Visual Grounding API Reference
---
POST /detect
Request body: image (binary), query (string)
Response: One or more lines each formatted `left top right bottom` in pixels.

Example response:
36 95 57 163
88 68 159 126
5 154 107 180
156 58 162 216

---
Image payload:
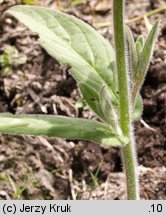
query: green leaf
79 82 103 118
136 35 145 50
136 20 160 81
99 86 119 129
6 6 118 124
79 82 118 123
132 94 143 121
135 35 145 61
132 20 160 102
125 26 138 82
0 45 27 67
0 113 128 146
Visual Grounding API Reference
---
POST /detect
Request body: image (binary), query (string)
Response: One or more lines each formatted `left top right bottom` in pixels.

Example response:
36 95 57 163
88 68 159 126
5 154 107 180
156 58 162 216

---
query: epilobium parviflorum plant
0 0 159 199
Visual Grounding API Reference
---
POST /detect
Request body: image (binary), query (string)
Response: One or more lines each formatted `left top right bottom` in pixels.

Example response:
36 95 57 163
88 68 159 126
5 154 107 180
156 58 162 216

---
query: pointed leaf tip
6 5 118 125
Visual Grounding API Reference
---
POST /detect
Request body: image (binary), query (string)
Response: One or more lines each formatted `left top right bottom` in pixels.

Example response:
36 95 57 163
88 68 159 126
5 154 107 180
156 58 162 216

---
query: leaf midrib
11 6 113 90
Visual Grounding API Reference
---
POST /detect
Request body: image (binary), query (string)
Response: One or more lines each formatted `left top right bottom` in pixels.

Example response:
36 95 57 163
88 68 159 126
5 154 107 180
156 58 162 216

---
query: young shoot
0 0 160 199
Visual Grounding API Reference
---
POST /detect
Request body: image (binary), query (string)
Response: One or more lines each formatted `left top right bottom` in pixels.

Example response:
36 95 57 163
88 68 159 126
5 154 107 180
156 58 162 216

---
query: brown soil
0 0 165 200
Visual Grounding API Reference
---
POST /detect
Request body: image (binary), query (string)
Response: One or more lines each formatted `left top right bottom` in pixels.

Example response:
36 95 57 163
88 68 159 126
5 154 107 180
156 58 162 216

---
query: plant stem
113 0 139 200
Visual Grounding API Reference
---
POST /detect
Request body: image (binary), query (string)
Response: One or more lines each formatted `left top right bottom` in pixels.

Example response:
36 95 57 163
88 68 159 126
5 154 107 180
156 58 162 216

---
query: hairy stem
113 0 139 200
